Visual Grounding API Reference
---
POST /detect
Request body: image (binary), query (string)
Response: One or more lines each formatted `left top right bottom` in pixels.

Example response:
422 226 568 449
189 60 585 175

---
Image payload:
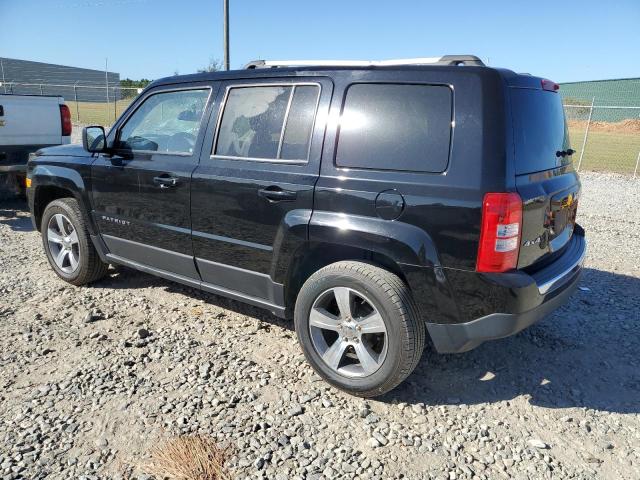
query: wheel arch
33 184 77 230
283 242 410 316
279 212 453 324
31 165 92 233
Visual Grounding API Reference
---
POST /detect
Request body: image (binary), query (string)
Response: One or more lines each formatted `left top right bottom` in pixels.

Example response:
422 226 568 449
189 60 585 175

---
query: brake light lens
541 79 559 92
60 104 72 136
477 192 523 273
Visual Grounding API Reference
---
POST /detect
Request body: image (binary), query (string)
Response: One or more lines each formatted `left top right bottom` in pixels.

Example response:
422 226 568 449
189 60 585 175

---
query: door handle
153 175 179 188
258 186 297 202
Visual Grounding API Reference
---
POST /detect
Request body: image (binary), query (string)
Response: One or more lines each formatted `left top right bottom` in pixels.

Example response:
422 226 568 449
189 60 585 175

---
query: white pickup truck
0 94 71 196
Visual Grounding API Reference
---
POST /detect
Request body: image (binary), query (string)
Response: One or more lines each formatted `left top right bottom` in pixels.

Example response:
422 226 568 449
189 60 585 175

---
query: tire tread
297 260 425 397
42 198 109 286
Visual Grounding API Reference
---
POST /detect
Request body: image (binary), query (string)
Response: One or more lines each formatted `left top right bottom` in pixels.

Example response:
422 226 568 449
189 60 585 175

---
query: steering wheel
167 132 196 153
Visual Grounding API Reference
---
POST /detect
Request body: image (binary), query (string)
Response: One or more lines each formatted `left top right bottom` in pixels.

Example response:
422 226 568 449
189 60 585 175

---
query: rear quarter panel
313 67 509 271
310 67 510 324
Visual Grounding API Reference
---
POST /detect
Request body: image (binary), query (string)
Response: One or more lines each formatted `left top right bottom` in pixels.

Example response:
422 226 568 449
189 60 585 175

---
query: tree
119 78 152 89
198 58 222 73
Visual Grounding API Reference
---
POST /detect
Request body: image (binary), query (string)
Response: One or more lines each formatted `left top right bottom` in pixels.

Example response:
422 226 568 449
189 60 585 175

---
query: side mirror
82 126 107 153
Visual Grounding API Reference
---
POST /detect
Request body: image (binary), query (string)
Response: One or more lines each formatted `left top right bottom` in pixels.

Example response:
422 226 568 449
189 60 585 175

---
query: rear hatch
509 79 581 269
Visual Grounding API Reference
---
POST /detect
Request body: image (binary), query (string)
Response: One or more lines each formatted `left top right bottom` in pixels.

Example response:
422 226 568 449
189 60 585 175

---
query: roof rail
244 55 485 69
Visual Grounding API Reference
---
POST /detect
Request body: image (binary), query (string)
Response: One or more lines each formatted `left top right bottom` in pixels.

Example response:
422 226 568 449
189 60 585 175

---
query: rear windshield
511 88 571 175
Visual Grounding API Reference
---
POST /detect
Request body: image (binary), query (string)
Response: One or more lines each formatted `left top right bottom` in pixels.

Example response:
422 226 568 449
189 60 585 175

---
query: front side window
336 83 452 173
118 89 209 154
214 84 320 161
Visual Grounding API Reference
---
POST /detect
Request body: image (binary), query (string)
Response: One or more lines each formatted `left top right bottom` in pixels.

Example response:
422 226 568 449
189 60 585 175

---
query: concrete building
0 57 120 102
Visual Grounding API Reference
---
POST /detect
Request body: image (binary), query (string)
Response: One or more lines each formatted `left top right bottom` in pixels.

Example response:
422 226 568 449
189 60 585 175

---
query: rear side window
280 86 319 160
336 83 452 172
214 84 320 161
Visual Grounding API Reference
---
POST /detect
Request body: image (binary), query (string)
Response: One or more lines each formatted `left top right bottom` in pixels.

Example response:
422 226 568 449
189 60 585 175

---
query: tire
294 261 425 397
41 197 109 286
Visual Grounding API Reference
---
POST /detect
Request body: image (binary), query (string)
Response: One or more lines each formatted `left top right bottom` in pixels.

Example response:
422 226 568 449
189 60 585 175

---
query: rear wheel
41 198 109 285
294 261 425 397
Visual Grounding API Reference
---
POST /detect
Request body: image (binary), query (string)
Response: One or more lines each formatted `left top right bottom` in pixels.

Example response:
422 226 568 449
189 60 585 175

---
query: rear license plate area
550 192 578 238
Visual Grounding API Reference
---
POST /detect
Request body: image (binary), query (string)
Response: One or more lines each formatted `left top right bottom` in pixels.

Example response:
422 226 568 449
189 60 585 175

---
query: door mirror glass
83 126 106 153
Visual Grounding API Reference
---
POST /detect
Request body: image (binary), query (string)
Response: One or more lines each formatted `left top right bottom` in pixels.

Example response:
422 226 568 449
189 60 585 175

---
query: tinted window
118 89 209 154
511 89 570 174
336 84 452 172
216 86 290 159
215 84 320 161
280 85 319 160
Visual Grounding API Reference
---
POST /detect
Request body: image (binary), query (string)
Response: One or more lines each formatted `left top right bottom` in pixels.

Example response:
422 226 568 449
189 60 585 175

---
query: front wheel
294 261 425 397
41 198 109 286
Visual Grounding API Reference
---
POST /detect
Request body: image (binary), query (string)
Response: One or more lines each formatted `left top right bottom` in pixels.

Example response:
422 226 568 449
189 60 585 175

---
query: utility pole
0 58 6 93
105 58 110 104
223 0 230 70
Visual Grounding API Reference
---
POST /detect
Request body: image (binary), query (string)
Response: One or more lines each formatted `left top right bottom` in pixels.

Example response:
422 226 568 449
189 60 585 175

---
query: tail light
541 79 559 92
477 192 523 273
59 104 72 136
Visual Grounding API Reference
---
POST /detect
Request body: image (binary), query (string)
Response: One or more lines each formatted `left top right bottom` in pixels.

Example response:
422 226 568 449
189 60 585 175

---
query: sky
1 0 639 83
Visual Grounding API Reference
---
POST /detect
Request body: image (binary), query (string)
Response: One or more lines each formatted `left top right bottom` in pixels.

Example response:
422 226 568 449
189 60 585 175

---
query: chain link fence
1 82 141 125
564 103 640 176
561 78 640 177
2 79 639 176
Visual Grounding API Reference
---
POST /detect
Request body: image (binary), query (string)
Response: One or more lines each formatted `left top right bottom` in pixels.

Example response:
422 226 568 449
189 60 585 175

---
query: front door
91 84 215 279
190 77 332 306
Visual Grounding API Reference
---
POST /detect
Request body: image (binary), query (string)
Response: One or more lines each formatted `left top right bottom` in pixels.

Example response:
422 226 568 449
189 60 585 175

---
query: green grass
568 128 640 174
65 99 134 126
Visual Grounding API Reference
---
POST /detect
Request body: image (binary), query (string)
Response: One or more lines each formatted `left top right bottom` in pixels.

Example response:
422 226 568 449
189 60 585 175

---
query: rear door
91 84 214 278
510 83 581 269
190 77 331 305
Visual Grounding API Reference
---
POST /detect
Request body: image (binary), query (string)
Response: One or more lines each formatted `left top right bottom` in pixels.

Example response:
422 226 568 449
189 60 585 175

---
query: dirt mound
567 119 640 134
617 119 640 132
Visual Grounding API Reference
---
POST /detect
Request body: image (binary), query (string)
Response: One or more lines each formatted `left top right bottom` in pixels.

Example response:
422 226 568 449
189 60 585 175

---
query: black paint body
27 64 585 353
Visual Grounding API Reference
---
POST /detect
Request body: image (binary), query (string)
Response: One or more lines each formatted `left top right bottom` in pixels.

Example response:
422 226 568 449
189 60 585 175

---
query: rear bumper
0 144 57 172
0 165 27 173
427 229 586 353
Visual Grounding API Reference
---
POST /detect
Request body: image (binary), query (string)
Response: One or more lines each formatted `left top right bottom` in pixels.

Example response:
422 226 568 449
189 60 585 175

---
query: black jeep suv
27 55 586 397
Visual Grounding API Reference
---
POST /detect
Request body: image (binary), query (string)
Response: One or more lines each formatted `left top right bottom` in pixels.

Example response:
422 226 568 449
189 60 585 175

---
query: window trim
334 81 454 174
114 86 213 157
211 82 321 164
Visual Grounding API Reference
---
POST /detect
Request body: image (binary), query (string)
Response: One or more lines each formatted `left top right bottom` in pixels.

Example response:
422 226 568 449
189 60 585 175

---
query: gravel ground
0 171 639 480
